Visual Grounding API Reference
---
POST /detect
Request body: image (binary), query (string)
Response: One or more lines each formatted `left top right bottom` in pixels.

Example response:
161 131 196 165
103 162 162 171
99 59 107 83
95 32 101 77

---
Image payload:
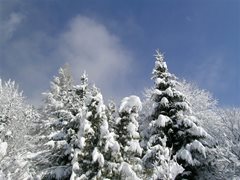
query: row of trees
0 51 239 179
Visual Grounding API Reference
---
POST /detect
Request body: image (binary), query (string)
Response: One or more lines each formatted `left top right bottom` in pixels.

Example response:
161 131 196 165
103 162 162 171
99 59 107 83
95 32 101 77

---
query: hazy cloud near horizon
0 13 137 105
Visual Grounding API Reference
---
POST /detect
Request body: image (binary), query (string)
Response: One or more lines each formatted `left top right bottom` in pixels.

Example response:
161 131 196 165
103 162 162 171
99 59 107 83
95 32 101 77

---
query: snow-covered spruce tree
116 95 143 179
0 79 39 179
143 51 209 179
140 88 184 179
33 65 77 179
71 85 120 179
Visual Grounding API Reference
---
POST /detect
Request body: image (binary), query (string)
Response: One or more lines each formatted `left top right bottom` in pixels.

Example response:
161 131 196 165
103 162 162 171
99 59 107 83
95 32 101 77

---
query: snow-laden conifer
116 95 143 179
33 65 76 179
143 51 209 179
71 85 120 179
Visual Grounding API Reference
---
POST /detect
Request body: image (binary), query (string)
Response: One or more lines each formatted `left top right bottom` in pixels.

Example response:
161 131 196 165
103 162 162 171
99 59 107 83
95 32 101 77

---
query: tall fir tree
143 51 208 179
34 65 77 179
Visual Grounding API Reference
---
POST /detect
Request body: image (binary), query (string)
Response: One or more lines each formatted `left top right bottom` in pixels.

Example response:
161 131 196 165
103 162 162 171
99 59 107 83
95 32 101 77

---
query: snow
45 140 55 148
186 140 206 158
125 140 142 155
155 114 171 127
83 120 94 134
72 162 80 172
0 124 4 132
92 147 104 167
0 140 7 159
180 117 194 127
45 140 68 149
79 134 87 148
5 130 12 137
155 78 165 86
154 52 167 70
25 151 43 159
119 162 141 180
153 156 184 180
153 89 162 96
49 131 66 140
175 102 190 111
119 95 142 113
100 119 109 137
187 124 208 137
0 170 5 180
177 145 204 166
86 111 92 118
104 132 120 153
127 122 140 139
177 149 193 165
51 166 71 180
160 97 169 106
164 87 173 97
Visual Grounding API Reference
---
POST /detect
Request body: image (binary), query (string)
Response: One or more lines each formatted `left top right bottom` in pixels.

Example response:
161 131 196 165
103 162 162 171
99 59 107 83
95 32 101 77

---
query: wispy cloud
0 13 136 105
0 12 24 42
56 16 134 99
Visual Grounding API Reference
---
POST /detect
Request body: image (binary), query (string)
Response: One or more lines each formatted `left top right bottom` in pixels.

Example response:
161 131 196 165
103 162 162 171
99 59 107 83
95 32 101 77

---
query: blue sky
0 0 239 106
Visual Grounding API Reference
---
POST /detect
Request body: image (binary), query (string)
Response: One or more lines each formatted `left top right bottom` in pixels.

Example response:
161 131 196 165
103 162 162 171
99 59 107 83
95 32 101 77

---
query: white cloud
56 15 134 100
1 15 136 105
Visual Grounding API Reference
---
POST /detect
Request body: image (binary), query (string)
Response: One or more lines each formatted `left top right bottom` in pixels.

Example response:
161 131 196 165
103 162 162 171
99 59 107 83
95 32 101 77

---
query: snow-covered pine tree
143 51 209 179
116 95 143 180
33 65 76 179
71 85 120 179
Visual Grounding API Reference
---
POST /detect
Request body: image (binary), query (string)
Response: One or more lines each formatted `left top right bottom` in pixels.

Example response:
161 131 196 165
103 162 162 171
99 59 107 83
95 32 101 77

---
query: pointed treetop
154 49 165 63
92 84 99 94
56 63 73 88
59 63 72 78
152 50 168 79
80 70 88 85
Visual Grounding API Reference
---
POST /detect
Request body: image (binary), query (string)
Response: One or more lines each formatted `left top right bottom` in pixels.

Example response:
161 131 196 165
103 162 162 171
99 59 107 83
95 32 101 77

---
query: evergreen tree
0 79 39 179
34 65 76 179
116 95 143 180
143 51 208 179
71 85 120 179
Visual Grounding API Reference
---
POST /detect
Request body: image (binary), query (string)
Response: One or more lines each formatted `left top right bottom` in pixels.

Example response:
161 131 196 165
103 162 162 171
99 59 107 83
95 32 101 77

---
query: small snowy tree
0 79 39 179
116 95 143 179
143 51 209 179
71 85 120 179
